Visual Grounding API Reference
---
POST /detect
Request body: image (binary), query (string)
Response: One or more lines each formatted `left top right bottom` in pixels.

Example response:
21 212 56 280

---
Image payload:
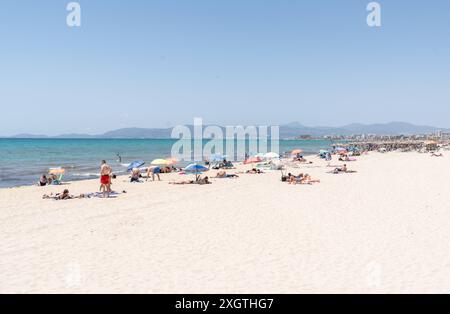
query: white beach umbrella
264 152 279 159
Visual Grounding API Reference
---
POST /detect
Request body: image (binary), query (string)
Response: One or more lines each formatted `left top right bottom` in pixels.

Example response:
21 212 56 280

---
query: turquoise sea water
0 138 334 188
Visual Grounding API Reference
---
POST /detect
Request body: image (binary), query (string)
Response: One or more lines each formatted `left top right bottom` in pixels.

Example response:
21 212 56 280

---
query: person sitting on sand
216 170 239 178
47 173 58 185
130 168 141 183
38 174 48 186
331 164 353 174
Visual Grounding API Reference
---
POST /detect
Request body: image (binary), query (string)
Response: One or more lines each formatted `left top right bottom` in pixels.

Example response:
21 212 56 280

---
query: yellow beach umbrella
151 159 171 166
49 167 65 175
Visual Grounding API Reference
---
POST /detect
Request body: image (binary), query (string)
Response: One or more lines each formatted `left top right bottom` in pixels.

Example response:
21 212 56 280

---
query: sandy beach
1 151 449 293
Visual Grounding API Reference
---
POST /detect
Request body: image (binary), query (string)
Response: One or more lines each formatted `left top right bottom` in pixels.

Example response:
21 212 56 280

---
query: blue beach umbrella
184 163 209 180
127 160 145 172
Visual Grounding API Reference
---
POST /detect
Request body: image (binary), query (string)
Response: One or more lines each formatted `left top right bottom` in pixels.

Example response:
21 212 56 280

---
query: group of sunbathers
37 174 61 186
292 155 313 164
283 173 320 185
43 188 126 200
211 159 235 170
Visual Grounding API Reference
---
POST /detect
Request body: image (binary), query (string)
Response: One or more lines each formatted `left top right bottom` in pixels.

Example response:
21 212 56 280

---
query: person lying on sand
287 173 320 185
328 164 357 174
43 189 72 200
335 164 348 173
431 152 443 157
245 168 264 174
301 173 320 184
215 170 239 178
287 172 302 184
293 156 313 164
169 176 211 185
43 190 127 200
169 180 195 185
197 176 211 184
339 155 356 162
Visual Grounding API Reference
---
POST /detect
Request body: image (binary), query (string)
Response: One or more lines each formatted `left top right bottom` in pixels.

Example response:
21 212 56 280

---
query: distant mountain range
5 122 449 139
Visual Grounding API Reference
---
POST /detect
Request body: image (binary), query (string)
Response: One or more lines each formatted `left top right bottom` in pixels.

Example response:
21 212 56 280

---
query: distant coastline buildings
292 130 450 142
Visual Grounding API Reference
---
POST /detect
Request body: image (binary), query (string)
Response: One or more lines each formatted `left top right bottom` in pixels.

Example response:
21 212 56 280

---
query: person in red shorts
100 160 112 198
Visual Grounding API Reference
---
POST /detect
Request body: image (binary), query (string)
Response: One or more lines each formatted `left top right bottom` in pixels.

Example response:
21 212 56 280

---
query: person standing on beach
146 166 161 181
100 160 112 198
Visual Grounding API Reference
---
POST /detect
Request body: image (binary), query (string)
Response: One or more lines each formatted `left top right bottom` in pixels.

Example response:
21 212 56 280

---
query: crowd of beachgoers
35 141 448 201
4 141 450 294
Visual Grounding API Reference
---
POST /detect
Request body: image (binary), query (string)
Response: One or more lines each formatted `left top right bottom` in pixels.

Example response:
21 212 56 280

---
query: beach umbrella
291 149 303 155
210 153 227 162
264 152 279 159
127 160 145 172
151 159 171 166
184 163 209 180
49 167 65 175
252 153 265 159
335 147 347 155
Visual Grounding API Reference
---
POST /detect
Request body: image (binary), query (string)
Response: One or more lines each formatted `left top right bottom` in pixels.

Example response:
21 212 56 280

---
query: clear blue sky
1 0 449 135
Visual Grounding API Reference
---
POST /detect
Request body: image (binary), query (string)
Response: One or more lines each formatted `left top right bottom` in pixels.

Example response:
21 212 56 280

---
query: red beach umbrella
243 156 262 165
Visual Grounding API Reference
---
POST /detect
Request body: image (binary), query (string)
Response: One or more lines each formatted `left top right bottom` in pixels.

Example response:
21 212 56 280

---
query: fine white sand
1 152 450 293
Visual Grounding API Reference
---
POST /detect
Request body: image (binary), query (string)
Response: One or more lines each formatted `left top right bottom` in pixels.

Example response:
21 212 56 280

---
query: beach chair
51 174 63 185
49 168 65 185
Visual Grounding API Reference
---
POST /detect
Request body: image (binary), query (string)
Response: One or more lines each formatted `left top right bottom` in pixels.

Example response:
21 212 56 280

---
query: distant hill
5 122 449 139
99 128 173 139
9 133 49 139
